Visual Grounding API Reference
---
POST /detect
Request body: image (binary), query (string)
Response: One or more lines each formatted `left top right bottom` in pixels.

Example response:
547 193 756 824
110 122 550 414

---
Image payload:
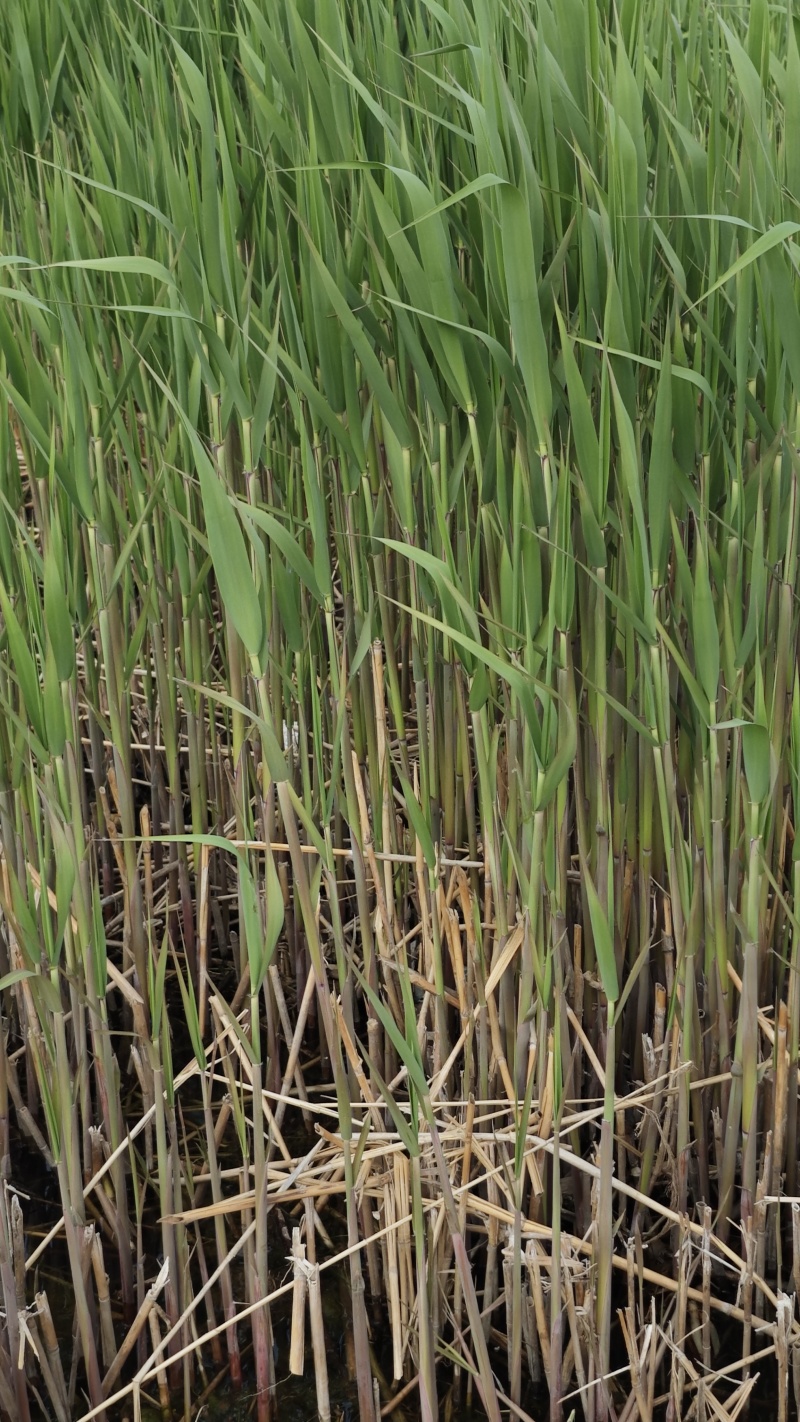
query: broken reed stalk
305 1199 331 1422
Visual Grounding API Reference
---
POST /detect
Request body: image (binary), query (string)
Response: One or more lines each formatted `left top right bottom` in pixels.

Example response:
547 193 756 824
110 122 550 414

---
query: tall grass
1 0 800 1418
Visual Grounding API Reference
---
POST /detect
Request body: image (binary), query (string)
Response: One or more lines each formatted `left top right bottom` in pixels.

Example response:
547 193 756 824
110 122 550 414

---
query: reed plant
1 0 800 1418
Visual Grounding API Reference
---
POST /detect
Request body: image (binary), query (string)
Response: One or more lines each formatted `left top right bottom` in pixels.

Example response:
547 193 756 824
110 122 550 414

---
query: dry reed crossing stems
1 0 800 1417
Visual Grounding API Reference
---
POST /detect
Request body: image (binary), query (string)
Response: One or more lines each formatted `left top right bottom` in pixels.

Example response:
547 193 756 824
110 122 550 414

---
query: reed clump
1 0 800 1419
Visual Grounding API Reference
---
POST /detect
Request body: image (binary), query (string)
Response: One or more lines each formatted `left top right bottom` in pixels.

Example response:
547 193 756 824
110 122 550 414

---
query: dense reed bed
1 0 800 1418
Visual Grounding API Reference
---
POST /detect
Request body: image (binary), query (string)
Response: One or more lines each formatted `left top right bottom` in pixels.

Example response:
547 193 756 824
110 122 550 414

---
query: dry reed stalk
741 1214 756 1392
559 1329 574 1403
340 1133 375 1422
351 753 403 1032
410 1150 437 1422
619 1307 650 1422
384 1177 403 1380
334 1003 380 1109
776 1292 792 1422
702 1204 712 1373
268 963 314 1130
653 1014 680 1202
522 1272 540 1390
666 1216 690 1422
615 1104 628 1189
209 1004 293 1163
101 1261 169 1397
645 1300 658 1422
625 1235 636 1327
772 1002 789 1204
549 1299 564 1422
562 1241 590 1422
359 1174 382 1300
289 1227 307 1376
198 1066 240 1386
534 1036 555 1211
9 1193 25 1326
90 1232 117 1370
27 1307 70 1422
482 1142 501 1341
584 1264 597 1422
451 1093 475 1398
192 1222 223 1367
63 1221 103 1415
36 1292 70 1419
525 1237 552 1378
248 1056 276 1422
754 1134 772 1321
87 1134 121 1244
147 1307 171 1415
239 1169 259 1407
502 1227 515 1392
304 1200 331 1422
